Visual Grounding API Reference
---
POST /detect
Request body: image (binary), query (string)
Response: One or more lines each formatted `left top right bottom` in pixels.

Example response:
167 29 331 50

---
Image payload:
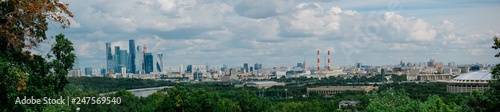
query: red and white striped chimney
328 51 331 71
317 50 320 71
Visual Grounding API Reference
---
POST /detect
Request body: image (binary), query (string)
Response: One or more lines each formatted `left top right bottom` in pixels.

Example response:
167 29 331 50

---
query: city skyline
45 0 500 69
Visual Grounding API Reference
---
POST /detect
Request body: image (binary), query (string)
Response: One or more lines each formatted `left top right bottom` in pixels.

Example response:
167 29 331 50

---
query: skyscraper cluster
105 40 163 74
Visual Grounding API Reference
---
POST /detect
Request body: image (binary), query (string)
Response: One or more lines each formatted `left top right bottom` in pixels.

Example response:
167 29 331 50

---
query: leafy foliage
0 0 75 111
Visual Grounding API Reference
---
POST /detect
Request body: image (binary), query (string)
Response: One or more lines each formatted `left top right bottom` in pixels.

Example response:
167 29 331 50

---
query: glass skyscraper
128 40 136 73
135 45 143 74
156 54 163 72
144 53 154 74
106 42 115 73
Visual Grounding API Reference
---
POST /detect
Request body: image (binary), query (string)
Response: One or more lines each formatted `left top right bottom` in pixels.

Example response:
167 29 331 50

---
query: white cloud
469 49 484 56
48 0 500 68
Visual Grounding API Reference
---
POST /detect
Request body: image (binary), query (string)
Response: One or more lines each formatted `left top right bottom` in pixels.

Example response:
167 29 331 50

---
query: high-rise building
144 53 154 74
106 42 114 73
356 63 362 69
114 46 121 72
85 67 92 75
243 63 248 72
187 65 193 73
143 44 148 73
254 63 259 70
400 60 405 67
156 54 163 72
100 68 106 76
119 50 128 68
135 45 143 74
128 40 136 73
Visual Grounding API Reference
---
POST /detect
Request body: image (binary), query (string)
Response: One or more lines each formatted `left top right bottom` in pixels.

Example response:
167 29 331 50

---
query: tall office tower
135 45 143 74
254 63 259 70
114 46 121 72
100 68 106 76
143 44 148 72
303 58 307 70
356 63 362 69
106 42 114 73
400 60 405 67
144 53 154 74
187 65 192 73
258 64 262 70
243 63 248 72
156 54 163 72
179 64 184 74
205 62 209 72
128 40 136 73
119 50 128 67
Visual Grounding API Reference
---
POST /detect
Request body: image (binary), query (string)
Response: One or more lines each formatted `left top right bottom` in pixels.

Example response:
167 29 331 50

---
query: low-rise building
417 74 453 81
306 86 378 96
235 81 285 89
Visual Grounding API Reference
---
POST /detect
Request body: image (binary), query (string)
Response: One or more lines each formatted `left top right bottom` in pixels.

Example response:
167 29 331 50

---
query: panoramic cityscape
1 0 500 111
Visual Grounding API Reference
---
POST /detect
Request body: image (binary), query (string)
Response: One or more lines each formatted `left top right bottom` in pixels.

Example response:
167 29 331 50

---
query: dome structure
446 70 492 93
452 70 492 83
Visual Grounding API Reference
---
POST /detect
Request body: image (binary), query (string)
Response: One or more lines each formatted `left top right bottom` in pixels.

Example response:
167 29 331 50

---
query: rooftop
454 70 492 81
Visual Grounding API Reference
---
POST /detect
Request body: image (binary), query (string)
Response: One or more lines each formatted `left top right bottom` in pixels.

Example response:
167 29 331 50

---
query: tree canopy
0 0 75 111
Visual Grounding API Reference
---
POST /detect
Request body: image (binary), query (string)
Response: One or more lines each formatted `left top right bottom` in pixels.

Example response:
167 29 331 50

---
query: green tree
0 0 74 111
365 89 424 112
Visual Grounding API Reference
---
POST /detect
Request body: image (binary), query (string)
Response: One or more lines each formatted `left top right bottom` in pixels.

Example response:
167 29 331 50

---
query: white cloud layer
47 0 500 68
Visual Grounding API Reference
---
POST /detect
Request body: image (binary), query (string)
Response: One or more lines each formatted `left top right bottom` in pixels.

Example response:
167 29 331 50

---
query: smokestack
328 51 331 71
317 50 320 71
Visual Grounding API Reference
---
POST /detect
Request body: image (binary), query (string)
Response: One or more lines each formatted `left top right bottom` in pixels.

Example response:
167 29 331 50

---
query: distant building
118 50 128 68
234 81 285 89
128 40 136 73
297 63 303 68
193 72 203 81
156 54 163 72
338 100 361 110
307 86 378 96
447 70 492 93
244 63 249 72
100 68 106 76
84 67 92 75
105 42 115 73
187 65 192 73
417 74 453 81
221 64 228 71
135 45 144 74
356 63 362 69
144 53 153 74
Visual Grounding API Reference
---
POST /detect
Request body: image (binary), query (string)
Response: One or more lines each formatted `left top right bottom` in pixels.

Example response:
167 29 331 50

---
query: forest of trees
34 77 495 112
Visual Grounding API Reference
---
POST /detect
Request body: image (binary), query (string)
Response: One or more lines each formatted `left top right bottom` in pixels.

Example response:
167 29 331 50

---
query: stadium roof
454 70 492 80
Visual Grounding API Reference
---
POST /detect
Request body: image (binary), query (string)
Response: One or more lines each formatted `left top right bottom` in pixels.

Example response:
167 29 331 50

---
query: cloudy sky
45 0 500 69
